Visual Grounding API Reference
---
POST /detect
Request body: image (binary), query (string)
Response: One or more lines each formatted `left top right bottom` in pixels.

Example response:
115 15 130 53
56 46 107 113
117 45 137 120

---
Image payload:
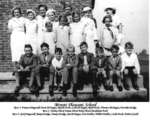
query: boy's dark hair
12 7 22 16
80 41 88 48
96 46 104 53
111 45 119 52
37 4 48 11
125 42 134 49
40 42 49 49
55 47 63 55
24 44 32 51
102 15 112 23
104 7 116 14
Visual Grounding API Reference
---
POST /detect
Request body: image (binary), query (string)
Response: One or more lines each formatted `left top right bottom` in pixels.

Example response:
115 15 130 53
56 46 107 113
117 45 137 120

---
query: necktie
107 27 114 39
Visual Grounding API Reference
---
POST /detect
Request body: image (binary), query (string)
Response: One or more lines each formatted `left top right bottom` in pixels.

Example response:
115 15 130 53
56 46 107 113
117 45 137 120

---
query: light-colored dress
56 25 70 54
70 22 84 54
36 15 46 53
8 17 26 62
43 31 56 54
81 17 98 55
25 19 38 54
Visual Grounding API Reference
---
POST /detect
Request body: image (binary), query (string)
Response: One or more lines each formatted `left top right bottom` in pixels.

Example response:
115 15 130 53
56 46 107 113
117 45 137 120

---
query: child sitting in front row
121 42 140 90
50 48 68 96
107 45 123 91
92 46 107 90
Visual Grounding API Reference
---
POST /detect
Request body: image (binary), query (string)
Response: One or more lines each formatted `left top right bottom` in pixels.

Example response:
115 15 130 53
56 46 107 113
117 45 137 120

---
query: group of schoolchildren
8 4 141 97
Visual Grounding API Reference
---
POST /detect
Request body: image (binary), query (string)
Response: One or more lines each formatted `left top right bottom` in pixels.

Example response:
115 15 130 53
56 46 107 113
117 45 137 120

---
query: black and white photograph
0 0 149 103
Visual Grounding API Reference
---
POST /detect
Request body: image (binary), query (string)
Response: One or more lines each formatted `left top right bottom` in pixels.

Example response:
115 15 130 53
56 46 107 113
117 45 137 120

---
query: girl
25 9 38 54
36 4 48 54
81 7 98 55
8 7 26 63
55 14 70 55
45 9 59 32
70 12 84 54
43 21 56 55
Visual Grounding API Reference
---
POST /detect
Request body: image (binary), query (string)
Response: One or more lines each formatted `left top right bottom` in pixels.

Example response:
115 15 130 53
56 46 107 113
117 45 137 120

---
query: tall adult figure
36 4 48 54
8 7 26 64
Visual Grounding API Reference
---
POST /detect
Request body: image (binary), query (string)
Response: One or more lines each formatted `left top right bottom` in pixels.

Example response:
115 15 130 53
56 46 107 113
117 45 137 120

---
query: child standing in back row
43 21 56 55
55 14 70 55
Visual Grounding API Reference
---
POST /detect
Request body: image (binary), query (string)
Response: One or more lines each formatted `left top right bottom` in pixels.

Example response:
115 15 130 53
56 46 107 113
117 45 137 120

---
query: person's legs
131 68 139 90
49 66 55 96
91 69 98 97
108 70 114 91
72 67 78 97
115 70 123 91
14 71 26 96
77 68 85 90
62 67 69 96
123 68 131 90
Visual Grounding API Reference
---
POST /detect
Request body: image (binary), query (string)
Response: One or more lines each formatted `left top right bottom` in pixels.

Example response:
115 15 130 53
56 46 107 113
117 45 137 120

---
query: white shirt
52 57 63 69
121 52 140 74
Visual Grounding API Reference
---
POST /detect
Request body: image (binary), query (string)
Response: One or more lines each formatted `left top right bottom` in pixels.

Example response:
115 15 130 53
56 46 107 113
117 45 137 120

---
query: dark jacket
77 52 94 70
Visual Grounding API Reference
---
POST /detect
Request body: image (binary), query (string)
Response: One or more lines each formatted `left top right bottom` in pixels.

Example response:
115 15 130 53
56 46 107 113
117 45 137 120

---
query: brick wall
0 0 92 72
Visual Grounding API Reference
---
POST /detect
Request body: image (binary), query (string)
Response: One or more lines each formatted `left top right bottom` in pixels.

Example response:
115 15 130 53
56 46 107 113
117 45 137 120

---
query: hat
82 7 92 12
26 9 36 16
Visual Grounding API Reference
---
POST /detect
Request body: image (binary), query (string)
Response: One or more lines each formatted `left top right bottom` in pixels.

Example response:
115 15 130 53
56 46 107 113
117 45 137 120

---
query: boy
77 42 97 97
35 42 53 93
121 42 140 90
50 47 68 96
107 45 123 91
14 44 37 96
63 45 78 97
100 15 118 56
92 46 107 90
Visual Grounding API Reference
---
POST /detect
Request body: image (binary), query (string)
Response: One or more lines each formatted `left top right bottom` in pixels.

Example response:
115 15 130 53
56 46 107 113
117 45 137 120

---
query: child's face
112 49 118 57
55 52 62 60
126 48 133 55
39 7 46 17
41 46 49 54
84 11 92 18
73 14 80 22
28 12 34 20
14 9 21 18
24 47 32 56
68 48 74 56
80 45 88 53
46 23 52 32
48 12 55 21
60 17 66 26
106 10 113 15
96 50 104 57
104 18 111 27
